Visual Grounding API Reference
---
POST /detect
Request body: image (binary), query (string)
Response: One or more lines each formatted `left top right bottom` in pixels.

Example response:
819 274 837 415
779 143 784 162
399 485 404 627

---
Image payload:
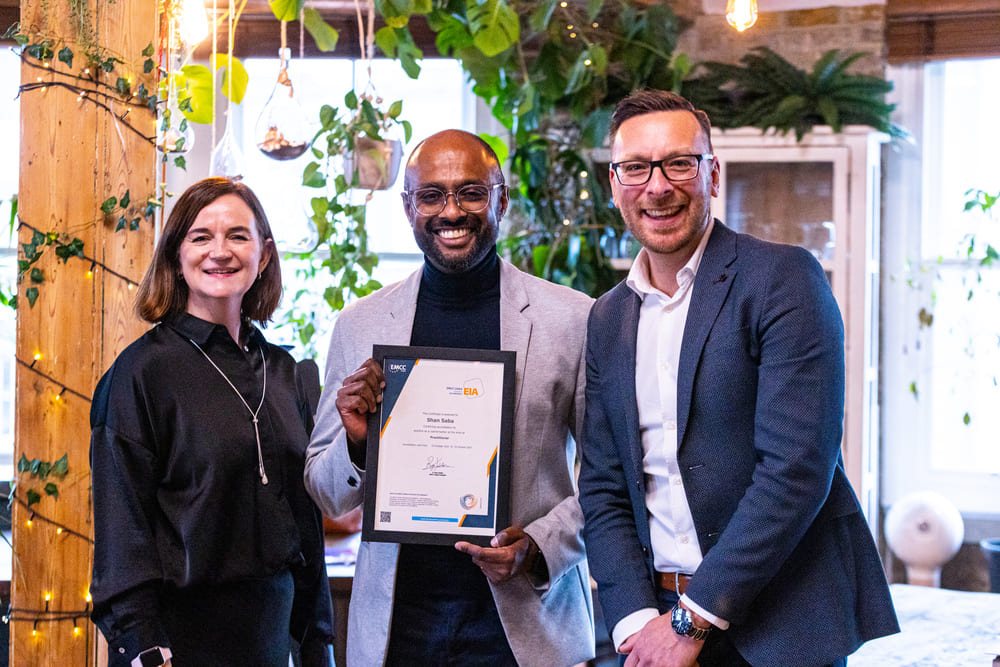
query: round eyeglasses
403 183 505 216
611 153 714 186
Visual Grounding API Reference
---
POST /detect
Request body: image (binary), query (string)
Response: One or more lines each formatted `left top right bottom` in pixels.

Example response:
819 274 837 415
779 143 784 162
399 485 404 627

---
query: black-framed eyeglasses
402 183 506 216
611 153 714 186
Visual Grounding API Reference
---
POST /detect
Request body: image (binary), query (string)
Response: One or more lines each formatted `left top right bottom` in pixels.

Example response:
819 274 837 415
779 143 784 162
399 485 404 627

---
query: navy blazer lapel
676 223 738 450
615 286 644 482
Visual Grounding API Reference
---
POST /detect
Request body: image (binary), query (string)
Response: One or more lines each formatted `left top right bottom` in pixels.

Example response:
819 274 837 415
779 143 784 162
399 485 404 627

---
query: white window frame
881 59 1000 517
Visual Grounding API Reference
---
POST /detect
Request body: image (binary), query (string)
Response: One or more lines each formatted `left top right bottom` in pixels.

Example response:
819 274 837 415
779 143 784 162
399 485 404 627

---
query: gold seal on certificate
361 345 516 546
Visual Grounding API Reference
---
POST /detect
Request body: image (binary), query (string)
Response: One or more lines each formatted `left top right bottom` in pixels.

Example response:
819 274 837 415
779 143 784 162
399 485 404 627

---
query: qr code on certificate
380 511 391 523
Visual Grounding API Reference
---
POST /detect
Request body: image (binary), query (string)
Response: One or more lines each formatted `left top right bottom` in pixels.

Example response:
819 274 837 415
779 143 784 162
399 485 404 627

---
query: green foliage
908 186 998 419
683 47 908 142
16 453 69 508
401 0 691 295
961 188 999 269
303 8 340 52
270 0 307 21
212 54 250 105
280 93 412 349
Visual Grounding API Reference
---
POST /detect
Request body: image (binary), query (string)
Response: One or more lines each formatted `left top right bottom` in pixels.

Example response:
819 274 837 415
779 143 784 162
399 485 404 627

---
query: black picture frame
361 345 515 547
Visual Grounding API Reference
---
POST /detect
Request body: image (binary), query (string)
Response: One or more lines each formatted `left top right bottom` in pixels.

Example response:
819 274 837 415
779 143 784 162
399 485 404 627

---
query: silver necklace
189 338 269 485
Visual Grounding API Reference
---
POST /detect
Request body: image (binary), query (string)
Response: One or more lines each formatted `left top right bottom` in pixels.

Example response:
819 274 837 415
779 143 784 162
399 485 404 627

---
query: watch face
138 648 165 667
671 605 693 635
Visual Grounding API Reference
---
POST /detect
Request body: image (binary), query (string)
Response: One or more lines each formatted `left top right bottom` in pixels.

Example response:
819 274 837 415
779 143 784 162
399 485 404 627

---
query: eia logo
463 378 484 398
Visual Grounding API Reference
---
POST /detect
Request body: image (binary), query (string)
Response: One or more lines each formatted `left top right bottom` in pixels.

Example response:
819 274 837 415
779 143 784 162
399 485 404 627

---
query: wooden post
14 0 156 664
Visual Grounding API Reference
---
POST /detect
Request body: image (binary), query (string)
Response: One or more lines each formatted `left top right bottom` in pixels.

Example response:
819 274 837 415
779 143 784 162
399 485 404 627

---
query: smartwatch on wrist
132 646 172 667
670 604 713 642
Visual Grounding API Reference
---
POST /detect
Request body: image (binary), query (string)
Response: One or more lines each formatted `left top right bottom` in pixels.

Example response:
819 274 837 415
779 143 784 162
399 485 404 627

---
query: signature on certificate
422 456 455 475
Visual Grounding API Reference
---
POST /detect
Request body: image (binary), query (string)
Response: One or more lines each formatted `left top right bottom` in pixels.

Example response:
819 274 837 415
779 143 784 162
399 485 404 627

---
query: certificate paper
362 345 515 546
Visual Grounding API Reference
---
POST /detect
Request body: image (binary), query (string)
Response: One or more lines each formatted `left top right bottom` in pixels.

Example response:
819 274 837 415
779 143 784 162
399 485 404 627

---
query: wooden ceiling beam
192 11 441 59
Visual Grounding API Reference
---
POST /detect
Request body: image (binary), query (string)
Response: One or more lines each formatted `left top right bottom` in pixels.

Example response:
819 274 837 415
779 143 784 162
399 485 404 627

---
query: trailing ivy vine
282 90 412 352
13 453 69 508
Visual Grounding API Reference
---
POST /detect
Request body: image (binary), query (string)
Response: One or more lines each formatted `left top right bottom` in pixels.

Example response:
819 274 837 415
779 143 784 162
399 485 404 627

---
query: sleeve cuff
681 593 730 630
611 607 660 651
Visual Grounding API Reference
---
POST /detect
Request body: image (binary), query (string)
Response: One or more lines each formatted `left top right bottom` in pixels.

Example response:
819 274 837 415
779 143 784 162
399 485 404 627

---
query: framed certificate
361 345 516 546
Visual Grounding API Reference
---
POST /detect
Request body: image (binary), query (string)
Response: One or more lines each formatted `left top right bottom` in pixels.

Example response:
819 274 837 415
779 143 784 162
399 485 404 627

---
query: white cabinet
712 126 887 532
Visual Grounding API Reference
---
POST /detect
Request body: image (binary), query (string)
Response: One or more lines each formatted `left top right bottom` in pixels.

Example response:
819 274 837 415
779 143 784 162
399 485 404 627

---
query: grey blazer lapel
499 261 531 413
677 223 738 450
378 266 422 345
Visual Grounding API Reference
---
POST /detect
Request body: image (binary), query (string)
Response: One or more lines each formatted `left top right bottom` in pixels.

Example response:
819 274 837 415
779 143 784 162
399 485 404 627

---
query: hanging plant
278 91 411 351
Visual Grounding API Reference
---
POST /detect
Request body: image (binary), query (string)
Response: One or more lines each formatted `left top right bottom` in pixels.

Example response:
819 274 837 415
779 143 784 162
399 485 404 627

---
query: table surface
851 584 1000 666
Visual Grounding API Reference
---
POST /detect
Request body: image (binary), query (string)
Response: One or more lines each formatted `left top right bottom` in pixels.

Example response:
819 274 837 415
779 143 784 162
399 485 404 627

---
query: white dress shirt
611 221 730 650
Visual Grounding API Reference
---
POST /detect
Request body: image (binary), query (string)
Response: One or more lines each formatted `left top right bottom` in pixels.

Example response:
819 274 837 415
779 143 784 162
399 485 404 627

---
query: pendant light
726 0 758 32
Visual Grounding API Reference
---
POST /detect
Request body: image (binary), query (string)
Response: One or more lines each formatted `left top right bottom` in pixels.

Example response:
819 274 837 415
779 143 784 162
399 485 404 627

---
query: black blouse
89 313 333 659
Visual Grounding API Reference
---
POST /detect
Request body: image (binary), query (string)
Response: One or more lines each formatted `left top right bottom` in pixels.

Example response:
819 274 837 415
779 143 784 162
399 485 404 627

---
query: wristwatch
670 604 713 641
131 646 172 667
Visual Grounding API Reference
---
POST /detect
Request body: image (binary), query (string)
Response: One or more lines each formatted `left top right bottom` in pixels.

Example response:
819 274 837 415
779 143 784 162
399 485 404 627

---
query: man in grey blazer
578 89 898 666
305 129 595 666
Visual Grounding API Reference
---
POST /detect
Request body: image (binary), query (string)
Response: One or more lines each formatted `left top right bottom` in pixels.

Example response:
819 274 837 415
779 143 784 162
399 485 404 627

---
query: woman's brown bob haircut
135 177 282 326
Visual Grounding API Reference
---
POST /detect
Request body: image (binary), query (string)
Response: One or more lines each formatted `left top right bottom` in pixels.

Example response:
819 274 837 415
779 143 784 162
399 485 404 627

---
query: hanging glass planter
255 48 310 161
210 115 244 180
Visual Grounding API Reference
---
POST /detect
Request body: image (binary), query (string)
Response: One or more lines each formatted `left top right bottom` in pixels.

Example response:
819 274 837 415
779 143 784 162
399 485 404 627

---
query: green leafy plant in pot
281 90 412 352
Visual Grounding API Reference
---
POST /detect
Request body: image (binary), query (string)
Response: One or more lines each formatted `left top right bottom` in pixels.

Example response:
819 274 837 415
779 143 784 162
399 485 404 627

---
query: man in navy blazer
578 89 898 666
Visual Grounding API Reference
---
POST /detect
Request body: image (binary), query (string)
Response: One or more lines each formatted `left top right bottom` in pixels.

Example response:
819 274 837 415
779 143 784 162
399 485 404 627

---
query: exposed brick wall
674 4 887 78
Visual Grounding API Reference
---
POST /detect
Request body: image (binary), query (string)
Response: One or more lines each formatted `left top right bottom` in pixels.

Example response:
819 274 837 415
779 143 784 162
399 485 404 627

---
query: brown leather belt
655 571 693 594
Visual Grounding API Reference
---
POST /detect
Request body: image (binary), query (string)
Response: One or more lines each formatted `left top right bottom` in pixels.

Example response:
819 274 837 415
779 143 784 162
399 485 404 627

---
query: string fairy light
16 55 157 144
10 12 161 655
4 498 94 642
18 221 141 290
14 219 141 404
10 493 94 544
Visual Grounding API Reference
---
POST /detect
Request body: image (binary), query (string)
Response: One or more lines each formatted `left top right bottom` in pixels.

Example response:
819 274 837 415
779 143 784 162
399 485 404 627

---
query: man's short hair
405 130 505 188
609 89 714 151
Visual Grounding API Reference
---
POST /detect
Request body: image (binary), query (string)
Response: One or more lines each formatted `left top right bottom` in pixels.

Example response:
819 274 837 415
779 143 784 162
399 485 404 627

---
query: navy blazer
579 222 898 666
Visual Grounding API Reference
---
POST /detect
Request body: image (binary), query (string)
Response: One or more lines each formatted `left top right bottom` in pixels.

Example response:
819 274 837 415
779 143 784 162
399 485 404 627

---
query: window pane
882 57 1000 514
229 57 476 360
1 51 20 483
922 59 1000 255
237 57 475 259
925 267 1000 474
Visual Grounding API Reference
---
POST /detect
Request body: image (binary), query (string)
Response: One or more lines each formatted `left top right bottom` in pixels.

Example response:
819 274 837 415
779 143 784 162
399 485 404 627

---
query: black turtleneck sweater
393 249 502 613
409 248 501 350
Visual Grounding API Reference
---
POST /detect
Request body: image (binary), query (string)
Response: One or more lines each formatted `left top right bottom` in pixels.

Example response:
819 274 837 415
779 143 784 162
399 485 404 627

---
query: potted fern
682 47 909 142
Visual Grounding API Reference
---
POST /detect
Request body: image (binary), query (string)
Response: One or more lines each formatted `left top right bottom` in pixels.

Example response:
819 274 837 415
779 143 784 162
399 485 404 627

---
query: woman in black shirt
90 177 333 666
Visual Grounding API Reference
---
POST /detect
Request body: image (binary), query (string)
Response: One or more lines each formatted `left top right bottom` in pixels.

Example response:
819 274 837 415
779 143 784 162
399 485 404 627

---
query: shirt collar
162 311 263 347
626 219 715 299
